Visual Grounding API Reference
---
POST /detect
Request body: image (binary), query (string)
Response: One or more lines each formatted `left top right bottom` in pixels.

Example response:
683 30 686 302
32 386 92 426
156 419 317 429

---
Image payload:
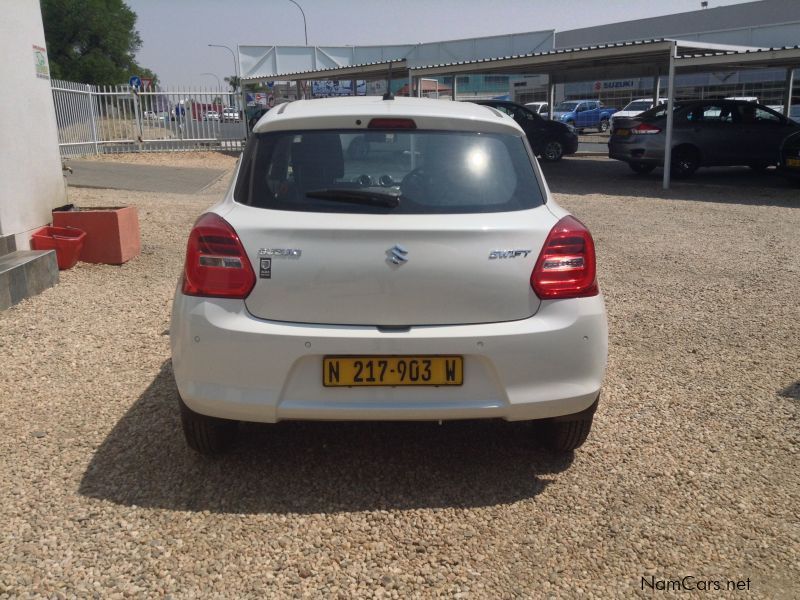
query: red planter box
52 206 140 265
30 226 87 270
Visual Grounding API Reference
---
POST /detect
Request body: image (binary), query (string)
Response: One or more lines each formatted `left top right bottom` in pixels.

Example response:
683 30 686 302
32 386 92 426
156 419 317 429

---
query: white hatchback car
171 96 607 455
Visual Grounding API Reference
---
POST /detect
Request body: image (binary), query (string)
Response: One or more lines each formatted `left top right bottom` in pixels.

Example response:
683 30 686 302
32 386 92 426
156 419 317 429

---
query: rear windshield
234 129 544 214
623 101 652 111
636 103 684 120
555 102 579 112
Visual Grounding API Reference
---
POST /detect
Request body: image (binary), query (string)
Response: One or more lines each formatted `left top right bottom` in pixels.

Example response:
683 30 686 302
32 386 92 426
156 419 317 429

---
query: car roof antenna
383 62 394 100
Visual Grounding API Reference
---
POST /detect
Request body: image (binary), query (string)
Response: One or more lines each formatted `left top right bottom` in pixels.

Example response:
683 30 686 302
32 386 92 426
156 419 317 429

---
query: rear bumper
608 138 664 163
564 135 579 155
171 292 607 423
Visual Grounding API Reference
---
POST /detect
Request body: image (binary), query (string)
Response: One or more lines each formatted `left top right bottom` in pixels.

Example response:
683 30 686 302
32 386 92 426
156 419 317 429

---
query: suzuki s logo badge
387 244 409 265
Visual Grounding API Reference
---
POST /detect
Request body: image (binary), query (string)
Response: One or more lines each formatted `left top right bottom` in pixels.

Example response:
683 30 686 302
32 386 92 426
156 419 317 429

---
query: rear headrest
291 134 344 186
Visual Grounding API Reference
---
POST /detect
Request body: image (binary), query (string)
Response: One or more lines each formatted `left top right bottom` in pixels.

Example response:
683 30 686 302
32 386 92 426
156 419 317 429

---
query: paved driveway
67 161 227 194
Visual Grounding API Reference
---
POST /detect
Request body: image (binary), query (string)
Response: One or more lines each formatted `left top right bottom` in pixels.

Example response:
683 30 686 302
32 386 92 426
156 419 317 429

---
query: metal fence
51 79 247 157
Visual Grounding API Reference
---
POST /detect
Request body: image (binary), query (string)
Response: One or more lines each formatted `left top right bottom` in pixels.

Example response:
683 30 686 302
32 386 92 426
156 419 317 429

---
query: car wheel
540 140 564 162
179 395 238 456
671 146 700 178
748 162 770 173
598 119 610 133
539 397 598 452
629 162 656 175
248 117 259 131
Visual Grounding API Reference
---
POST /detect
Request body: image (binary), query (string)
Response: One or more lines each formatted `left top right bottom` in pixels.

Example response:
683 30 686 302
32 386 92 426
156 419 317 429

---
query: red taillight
367 118 416 129
531 216 598 299
182 213 255 299
632 122 661 134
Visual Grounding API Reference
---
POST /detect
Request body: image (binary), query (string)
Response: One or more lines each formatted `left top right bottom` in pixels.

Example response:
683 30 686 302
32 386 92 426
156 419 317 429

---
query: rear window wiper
305 188 401 208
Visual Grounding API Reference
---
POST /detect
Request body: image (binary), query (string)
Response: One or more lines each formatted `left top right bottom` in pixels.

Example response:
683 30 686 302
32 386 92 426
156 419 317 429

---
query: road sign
129 75 142 89
140 78 153 90
267 81 274 88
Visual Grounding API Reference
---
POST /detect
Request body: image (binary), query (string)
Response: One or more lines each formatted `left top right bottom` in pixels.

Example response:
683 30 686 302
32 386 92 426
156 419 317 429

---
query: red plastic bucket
30 226 87 270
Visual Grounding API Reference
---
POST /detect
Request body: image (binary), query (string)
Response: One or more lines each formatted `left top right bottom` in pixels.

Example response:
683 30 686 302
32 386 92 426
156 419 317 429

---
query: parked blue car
552 99 618 133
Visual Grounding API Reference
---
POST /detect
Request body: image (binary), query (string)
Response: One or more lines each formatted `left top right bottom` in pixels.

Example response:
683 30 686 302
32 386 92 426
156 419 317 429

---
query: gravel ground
1 155 798 598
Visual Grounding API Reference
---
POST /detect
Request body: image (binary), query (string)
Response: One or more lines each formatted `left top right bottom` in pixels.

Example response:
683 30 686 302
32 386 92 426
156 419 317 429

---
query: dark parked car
248 107 269 131
468 100 579 162
778 130 800 182
608 100 797 177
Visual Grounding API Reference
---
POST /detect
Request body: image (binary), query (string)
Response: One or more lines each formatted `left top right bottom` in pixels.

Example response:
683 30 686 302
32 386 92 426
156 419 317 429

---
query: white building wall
0 0 66 250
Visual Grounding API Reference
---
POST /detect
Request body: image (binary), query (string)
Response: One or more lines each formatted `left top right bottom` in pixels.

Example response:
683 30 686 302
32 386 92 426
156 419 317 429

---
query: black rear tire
598 119 610 133
629 162 656 175
539 397 598 452
671 146 700 178
179 396 238 456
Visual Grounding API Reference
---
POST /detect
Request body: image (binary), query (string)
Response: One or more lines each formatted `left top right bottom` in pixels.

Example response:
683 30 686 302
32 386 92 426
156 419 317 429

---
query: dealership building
244 0 799 110
510 0 800 108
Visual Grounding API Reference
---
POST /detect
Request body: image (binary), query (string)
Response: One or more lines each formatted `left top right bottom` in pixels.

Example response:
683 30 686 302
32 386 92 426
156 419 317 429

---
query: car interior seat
291 134 345 191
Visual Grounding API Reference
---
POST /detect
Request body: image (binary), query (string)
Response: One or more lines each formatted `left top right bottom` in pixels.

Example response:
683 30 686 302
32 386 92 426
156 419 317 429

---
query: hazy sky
127 0 754 87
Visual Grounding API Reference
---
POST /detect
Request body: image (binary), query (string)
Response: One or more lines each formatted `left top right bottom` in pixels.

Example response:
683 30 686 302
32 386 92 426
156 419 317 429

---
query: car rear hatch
229 208 554 326
229 123 554 326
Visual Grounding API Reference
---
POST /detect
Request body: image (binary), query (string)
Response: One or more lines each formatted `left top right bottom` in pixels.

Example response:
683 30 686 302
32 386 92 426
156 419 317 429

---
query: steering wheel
400 167 427 196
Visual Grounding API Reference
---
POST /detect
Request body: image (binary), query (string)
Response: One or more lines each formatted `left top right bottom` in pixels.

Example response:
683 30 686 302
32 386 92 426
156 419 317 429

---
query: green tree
225 75 241 93
41 0 158 85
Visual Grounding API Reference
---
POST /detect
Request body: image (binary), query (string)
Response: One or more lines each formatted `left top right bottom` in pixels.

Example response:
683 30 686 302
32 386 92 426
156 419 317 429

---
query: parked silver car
608 100 798 177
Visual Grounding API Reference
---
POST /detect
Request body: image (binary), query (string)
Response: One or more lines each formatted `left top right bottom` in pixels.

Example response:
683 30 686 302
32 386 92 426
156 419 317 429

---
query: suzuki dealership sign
593 79 636 91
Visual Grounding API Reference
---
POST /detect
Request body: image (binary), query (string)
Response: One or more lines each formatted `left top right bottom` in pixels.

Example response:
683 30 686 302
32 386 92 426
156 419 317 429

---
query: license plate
786 157 800 168
615 129 630 137
323 355 463 387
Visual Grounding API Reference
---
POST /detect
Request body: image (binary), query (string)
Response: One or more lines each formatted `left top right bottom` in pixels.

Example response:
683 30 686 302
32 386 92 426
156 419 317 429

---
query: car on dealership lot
766 104 800 124
142 110 165 122
222 107 240 122
468 100 578 161
248 107 268 130
610 98 663 127
778 130 800 182
204 110 220 121
552 99 618 133
524 101 550 119
608 99 798 177
171 96 607 455
725 96 759 103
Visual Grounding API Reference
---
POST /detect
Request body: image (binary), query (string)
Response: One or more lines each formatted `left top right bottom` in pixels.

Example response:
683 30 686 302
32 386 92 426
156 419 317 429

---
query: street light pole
208 43 239 78
286 0 308 45
200 72 221 90
208 44 239 108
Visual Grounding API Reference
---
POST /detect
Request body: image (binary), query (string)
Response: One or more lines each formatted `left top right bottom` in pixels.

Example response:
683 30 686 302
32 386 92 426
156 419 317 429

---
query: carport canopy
240 39 800 189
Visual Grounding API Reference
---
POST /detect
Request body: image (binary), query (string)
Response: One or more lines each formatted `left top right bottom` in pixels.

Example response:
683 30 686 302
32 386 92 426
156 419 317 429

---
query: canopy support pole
547 76 555 120
662 41 677 191
782 68 794 118
652 71 660 104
